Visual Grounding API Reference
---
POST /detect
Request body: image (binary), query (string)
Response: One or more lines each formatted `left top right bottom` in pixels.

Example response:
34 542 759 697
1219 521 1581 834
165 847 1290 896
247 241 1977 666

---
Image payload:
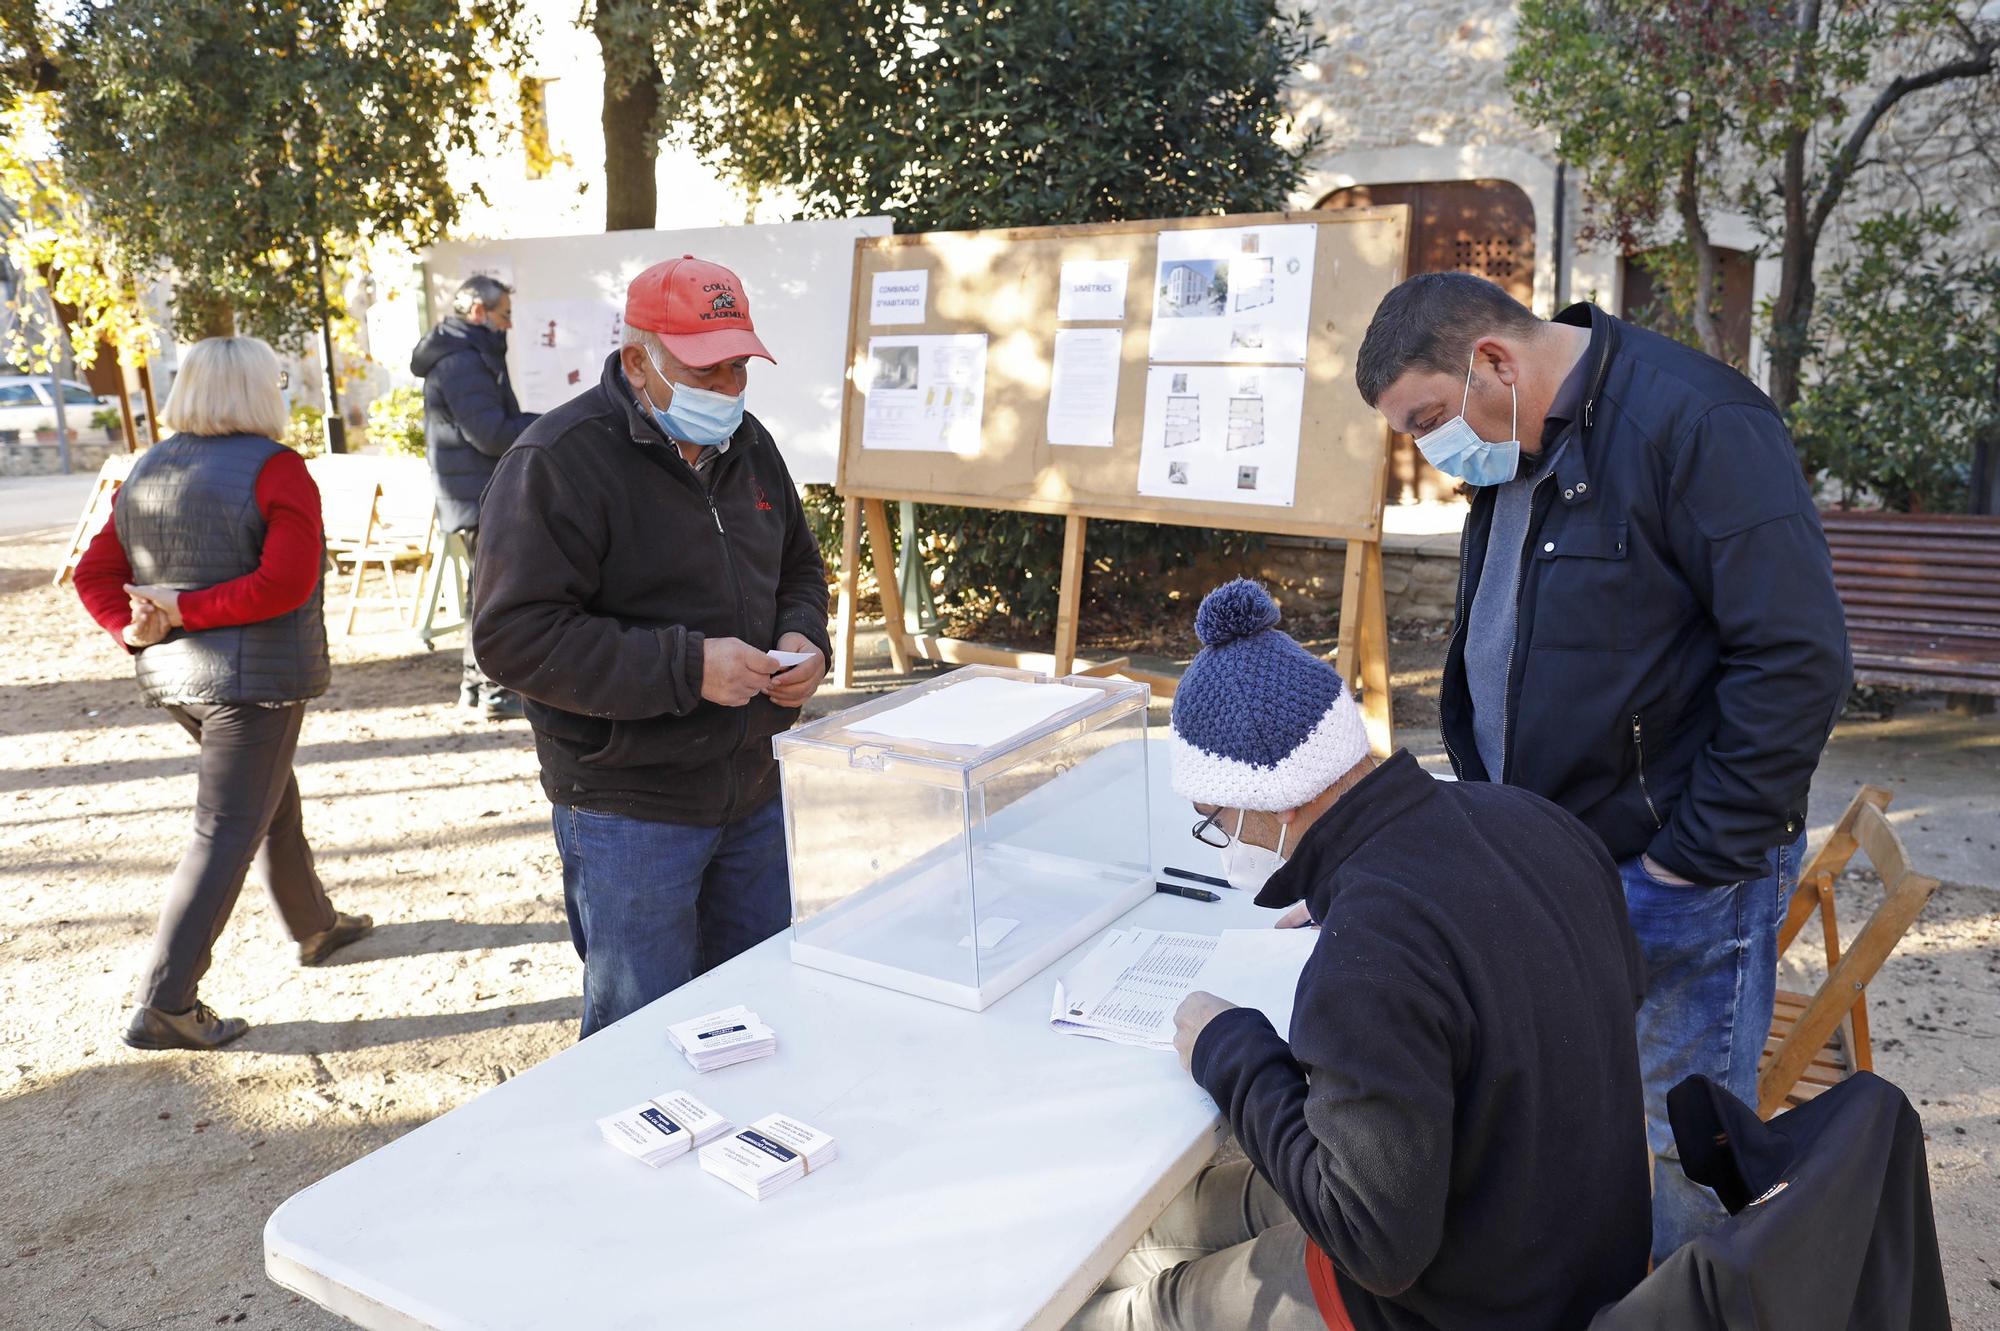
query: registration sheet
1051 926 1315 1050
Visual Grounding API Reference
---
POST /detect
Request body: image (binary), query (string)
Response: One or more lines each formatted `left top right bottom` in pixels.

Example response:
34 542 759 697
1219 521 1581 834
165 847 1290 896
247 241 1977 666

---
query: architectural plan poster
1146 225 1317 364
511 299 624 411
1137 365 1305 506
860 334 989 453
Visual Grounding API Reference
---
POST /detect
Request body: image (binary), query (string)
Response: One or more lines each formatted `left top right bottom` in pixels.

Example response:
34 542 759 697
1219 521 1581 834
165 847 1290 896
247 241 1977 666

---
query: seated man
1071 579 1651 1331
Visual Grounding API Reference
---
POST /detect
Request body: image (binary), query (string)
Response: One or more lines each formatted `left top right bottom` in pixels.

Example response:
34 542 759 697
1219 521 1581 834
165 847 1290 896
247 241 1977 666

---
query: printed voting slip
667 1004 777 1072
598 1090 731 1168
1050 927 1316 1050
699 1114 837 1200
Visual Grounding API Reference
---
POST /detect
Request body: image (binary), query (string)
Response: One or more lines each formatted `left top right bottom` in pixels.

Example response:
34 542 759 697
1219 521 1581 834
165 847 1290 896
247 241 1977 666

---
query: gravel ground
1 525 1995 1328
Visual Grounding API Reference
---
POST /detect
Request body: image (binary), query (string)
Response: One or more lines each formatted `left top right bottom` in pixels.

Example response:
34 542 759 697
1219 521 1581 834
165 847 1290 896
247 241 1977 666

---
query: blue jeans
551 796 792 1039
1619 834 1802 1264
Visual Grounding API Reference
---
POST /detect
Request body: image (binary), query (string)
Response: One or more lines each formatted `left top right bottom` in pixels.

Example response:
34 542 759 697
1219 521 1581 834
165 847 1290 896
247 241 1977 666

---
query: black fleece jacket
470 353 830 827
1191 752 1651 1331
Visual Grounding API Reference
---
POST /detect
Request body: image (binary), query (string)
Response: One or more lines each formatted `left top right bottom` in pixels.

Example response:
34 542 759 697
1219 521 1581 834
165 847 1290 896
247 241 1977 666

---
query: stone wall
0 437 124 478
1292 1 1547 159
1163 532 1463 625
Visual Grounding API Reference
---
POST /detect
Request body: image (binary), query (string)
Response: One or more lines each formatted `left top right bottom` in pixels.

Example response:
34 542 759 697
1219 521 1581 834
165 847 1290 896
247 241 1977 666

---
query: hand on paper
1273 902 1315 930
765 632 826 708
122 598 171 648
124 583 185 628
1173 990 1238 1073
701 636 780 706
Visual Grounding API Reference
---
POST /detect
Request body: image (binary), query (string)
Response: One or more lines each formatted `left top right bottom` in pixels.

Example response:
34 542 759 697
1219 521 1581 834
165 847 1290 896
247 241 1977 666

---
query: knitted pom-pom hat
1170 579 1370 811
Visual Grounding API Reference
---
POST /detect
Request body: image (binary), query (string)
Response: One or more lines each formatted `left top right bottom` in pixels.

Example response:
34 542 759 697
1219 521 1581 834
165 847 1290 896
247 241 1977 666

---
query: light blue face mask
1414 351 1520 487
643 349 745 448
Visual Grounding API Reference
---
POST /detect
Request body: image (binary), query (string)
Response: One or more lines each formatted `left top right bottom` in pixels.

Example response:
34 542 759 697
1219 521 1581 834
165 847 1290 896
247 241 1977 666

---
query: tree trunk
1676 155 1724 362
595 5 662 232
180 288 236 339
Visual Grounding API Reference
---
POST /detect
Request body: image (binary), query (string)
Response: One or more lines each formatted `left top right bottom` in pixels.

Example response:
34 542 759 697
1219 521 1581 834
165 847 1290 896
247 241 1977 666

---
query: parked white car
0 375 120 442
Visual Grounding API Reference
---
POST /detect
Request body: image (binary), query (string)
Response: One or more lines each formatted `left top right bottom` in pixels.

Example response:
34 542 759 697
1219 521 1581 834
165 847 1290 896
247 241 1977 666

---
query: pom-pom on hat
1170 579 1370 812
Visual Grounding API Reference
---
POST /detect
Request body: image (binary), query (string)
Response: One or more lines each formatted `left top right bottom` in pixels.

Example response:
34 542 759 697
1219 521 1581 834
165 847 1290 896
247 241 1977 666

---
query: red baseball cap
623 255 775 367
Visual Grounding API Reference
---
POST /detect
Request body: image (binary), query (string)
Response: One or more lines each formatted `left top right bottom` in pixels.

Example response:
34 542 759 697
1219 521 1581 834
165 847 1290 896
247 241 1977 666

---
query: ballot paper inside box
774 666 1152 1011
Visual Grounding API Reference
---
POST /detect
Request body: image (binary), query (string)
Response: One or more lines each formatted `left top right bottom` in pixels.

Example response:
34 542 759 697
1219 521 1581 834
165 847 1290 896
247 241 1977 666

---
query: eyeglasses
1191 808 1233 849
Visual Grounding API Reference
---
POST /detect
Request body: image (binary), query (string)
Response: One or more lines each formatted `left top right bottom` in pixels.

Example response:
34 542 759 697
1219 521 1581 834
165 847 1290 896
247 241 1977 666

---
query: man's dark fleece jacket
470 353 830 827
1191 752 1652 1331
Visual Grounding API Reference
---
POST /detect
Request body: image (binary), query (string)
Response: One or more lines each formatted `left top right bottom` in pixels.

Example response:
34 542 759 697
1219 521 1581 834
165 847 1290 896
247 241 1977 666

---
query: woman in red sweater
74 336 371 1051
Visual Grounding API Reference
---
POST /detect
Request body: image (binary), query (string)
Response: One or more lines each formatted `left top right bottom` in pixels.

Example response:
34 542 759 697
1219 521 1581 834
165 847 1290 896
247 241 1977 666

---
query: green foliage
282 401 324 459
89 406 119 431
1510 1 1767 253
653 0 1323 233
655 0 1313 633
1509 0 1999 404
364 384 427 459
5 1 531 349
1790 210 2000 512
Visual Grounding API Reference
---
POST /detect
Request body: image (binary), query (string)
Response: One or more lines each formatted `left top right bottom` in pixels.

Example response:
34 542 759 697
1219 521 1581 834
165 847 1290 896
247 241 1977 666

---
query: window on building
1318 178 1538 505
1621 248 1754 369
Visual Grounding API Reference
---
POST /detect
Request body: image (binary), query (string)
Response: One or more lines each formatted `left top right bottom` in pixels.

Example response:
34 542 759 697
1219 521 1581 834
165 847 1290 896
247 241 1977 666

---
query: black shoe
482 691 524 722
123 1000 249 1051
298 911 375 965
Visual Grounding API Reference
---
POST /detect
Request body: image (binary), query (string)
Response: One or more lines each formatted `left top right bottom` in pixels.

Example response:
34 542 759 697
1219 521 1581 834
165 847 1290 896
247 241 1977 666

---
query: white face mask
1219 809 1288 893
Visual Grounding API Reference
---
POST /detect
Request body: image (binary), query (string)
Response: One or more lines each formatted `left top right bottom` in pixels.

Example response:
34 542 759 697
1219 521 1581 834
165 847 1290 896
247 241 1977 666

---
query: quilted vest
118 433 330 706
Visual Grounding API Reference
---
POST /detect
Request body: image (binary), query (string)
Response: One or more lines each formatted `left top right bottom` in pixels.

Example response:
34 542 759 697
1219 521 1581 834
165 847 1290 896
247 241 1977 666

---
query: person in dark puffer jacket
409 274 539 719
74 336 372 1051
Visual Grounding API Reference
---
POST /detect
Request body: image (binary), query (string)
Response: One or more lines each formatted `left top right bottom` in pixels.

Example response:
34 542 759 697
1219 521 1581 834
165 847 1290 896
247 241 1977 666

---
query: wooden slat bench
1821 508 2000 696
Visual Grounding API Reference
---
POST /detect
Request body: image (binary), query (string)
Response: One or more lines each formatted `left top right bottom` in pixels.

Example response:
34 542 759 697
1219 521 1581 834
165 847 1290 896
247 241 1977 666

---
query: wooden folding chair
1757 786 1941 1118
50 452 137 585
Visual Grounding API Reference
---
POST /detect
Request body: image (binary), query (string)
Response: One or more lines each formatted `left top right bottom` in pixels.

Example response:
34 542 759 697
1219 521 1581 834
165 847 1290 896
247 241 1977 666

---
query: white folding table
264 736 1280 1330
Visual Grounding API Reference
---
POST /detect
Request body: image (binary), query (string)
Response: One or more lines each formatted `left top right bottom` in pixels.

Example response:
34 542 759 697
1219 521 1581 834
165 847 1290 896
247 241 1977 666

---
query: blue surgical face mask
642 349 744 448
1413 351 1520 487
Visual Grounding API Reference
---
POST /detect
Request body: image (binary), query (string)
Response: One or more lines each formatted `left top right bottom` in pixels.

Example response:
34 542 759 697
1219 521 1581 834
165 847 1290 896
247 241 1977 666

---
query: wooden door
1318 179 1537 505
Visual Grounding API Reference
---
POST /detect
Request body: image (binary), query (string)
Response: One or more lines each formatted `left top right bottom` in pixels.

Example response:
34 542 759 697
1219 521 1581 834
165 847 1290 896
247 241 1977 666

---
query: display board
832 208 1409 752
836 208 1406 540
425 215 891 486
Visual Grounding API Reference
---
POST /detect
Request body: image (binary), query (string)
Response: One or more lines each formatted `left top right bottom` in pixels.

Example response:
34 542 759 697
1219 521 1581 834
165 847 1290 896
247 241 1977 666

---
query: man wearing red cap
470 256 831 1038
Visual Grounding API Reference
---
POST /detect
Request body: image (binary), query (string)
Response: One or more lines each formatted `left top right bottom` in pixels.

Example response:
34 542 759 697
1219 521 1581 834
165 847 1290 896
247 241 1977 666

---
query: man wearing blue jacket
411 275 540 719
1355 273 1852 1260
1072 579 1651 1331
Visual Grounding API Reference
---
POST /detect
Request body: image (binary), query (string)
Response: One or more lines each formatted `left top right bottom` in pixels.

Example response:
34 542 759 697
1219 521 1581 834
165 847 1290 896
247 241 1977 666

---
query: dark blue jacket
1441 305 1852 886
410 318 538 532
1193 752 1651 1331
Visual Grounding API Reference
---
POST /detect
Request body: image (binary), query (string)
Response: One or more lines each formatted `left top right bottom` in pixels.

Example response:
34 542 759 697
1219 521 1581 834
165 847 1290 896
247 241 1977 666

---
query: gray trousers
1066 1160 1327 1331
136 701 336 1011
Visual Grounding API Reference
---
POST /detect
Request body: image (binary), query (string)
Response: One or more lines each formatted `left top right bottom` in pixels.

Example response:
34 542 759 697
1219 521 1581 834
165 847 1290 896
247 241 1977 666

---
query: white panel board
424 216 892 485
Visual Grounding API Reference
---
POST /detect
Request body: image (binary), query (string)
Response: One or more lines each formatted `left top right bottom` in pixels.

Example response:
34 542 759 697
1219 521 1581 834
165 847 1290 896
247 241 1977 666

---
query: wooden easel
830 209 1408 755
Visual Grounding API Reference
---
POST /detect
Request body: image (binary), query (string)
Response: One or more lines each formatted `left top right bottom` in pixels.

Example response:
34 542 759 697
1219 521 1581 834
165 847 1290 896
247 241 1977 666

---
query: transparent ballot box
774 666 1153 1011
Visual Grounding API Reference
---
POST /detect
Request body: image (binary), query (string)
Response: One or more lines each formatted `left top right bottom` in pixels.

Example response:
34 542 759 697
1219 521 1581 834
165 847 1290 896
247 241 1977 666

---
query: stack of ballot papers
1050 926 1317 1052
698 1113 838 1200
667 1004 776 1072
597 1090 732 1168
